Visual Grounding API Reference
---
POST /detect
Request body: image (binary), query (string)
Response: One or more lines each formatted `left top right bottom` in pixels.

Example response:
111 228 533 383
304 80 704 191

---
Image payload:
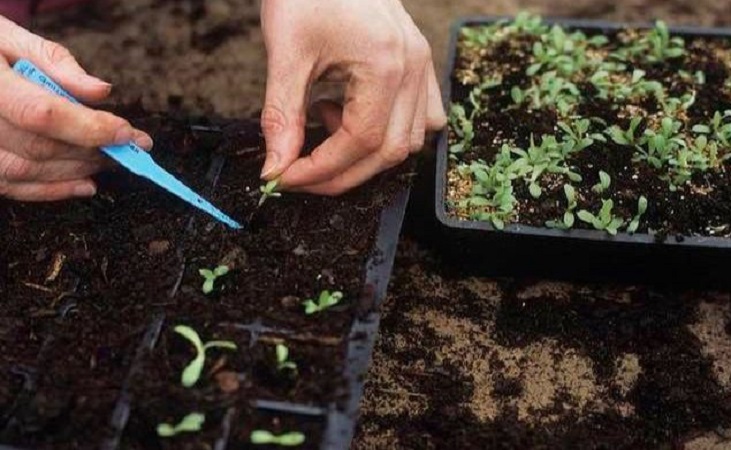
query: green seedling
592 171 611 194
618 20 685 63
468 77 502 118
174 325 237 388
577 199 625 236
608 117 643 146
527 25 603 77
259 179 282 207
251 430 306 447
626 196 649 234
199 265 230 295
276 344 297 374
303 290 343 315
635 117 686 170
557 118 606 153
448 103 475 154
516 71 581 115
692 110 731 146
590 69 662 101
546 184 578 230
157 412 205 438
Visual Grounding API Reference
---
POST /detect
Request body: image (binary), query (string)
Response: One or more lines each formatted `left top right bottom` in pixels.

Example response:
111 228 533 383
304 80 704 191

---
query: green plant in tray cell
618 20 686 63
607 117 643 146
635 117 686 170
303 290 343 315
157 412 205 438
275 344 298 374
174 325 237 388
577 199 625 236
692 110 731 146
259 179 282 207
557 118 606 153
468 76 502 118
251 430 306 447
505 11 547 36
592 171 611 194
448 103 474 155
199 265 230 295
626 196 649 234
528 26 592 77
519 71 581 115
546 184 578 230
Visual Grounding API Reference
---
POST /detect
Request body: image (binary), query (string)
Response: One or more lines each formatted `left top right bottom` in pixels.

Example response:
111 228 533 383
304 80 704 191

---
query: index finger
279 60 401 188
0 61 140 149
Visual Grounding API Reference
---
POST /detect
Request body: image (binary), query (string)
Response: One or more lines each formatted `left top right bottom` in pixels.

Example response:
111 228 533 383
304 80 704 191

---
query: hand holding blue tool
12 59 242 230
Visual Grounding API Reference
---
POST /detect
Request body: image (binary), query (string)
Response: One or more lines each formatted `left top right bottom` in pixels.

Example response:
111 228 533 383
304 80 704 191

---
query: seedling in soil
448 103 475 155
199 265 230 294
275 343 298 374
608 117 643 146
619 20 686 63
174 325 237 387
592 171 611 194
259 179 282 207
157 412 205 437
627 196 649 234
250 430 306 446
577 199 625 236
303 290 343 315
546 184 578 230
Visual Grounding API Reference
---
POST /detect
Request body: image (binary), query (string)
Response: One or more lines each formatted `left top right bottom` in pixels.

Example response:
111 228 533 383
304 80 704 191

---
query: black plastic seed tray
0 121 410 450
435 17 731 287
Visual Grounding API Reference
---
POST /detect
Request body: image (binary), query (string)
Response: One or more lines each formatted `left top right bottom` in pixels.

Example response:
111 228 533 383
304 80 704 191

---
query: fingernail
82 74 112 89
113 126 135 145
134 132 154 150
261 152 281 179
74 183 97 198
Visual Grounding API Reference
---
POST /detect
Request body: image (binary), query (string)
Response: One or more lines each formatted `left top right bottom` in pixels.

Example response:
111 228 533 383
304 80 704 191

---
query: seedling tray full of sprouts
439 14 731 245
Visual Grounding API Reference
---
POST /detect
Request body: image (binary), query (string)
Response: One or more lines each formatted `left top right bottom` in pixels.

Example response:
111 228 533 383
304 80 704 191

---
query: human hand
0 15 152 201
259 0 446 195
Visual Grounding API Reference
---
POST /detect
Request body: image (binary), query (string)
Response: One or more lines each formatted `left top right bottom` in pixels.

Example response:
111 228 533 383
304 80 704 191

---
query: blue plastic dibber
12 59 242 230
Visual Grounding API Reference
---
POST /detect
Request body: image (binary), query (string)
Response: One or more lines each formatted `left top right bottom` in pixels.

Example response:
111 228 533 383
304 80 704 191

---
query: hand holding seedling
259 0 447 195
0 15 152 201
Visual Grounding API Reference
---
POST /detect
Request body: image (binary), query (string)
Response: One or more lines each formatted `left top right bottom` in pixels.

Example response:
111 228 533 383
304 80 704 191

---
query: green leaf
251 430 277 444
491 217 506 230
278 433 306 446
303 300 318 315
157 413 206 438
174 326 204 352
527 63 543 76
637 196 648 215
563 212 575 228
251 430 306 446
577 210 596 224
692 124 711 134
214 265 230 277
627 219 640 234
202 279 215 295
204 341 237 351
529 183 542 199
181 354 205 388
199 269 215 279
567 171 582 183
276 344 289 363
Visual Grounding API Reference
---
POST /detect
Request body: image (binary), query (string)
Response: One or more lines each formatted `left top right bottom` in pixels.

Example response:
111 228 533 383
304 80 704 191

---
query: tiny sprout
592 171 611 194
303 290 343 315
276 344 298 374
259 179 282 207
577 199 625 236
251 430 305 447
157 412 205 437
175 325 237 388
627 196 649 234
199 265 230 294
546 184 578 230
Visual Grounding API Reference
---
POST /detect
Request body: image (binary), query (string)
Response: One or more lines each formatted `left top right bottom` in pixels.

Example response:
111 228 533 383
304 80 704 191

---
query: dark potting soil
0 112 408 449
355 242 731 449
448 26 731 237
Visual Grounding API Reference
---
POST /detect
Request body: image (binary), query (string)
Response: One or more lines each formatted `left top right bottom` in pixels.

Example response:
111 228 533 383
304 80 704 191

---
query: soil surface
15 0 731 449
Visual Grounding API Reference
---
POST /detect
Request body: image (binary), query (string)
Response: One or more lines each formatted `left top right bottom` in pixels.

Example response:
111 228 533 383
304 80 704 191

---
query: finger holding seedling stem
258 178 282 207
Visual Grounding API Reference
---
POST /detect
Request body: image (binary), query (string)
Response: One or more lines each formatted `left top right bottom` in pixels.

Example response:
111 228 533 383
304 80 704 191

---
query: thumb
260 54 312 180
0 16 111 103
